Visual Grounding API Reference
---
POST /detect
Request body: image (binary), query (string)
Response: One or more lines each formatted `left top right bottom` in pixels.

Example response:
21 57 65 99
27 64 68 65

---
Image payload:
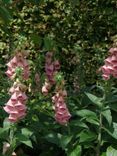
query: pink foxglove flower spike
100 47 117 80
4 51 30 123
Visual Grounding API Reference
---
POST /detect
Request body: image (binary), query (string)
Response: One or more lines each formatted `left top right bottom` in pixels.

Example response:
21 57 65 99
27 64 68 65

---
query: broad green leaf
16 134 33 148
75 109 97 118
44 133 59 146
21 128 33 137
109 102 117 112
78 131 96 143
68 145 82 156
106 95 117 104
45 133 72 149
85 92 103 107
86 116 99 126
3 118 11 129
102 107 112 126
75 109 99 125
59 135 73 149
70 121 88 129
106 146 117 156
103 122 117 140
21 139 33 148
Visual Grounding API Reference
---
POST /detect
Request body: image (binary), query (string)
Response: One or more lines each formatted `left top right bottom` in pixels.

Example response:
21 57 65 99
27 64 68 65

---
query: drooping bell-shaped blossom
42 52 61 95
109 47 117 55
42 52 71 125
45 52 60 85
100 47 117 80
5 52 30 80
42 81 51 95
52 90 71 125
53 60 60 71
4 82 27 123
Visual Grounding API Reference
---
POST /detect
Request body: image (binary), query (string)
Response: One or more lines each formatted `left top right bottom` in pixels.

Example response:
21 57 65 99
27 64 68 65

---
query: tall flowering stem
96 47 117 156
52 88 71 125
4 51 30 123
3 51 30 155
42 52 71 125
4 81 28 122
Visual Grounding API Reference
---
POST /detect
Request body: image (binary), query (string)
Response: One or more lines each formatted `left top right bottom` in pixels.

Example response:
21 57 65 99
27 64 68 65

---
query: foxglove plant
42 52 71 125
5 51 30 80
42 52 60 94
4 51 29 123
4 81 27 122
100 47 117 80
52 89 71 125
45 52 60 85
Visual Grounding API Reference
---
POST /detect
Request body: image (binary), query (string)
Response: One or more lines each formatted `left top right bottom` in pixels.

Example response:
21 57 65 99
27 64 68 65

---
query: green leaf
2 0 12 4
101 152 106 156
106 146 117 156
70 121 88 129
59 135 73 149
0 127 9 139
86 116 99 126
44 36 54 51
75 109 97 118
69 145 82 156
3 118 11 129
103 122 117 140
45 133 72 149
0 6 11 25
78 131 96 143
85 92 103 107
102 107 112 126
106 95 117 104
44 133 59 146
75 109 99 125
30 34 42 47
21 128 33 137
16 134 33 148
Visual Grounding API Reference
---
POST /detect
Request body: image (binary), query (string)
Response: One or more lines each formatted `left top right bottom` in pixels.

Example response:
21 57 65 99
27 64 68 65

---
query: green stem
67 123 71 135
5 124 16 156
96 112 102 156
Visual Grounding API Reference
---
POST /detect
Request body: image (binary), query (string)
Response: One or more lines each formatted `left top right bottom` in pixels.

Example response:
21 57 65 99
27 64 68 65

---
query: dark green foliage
0 0 117 156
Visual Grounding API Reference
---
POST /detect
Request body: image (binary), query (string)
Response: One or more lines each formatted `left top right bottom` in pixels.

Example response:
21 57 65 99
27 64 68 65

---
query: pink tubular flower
44 52 60 85
4 51 29 123
4 84 27 123
100 47 117 80
5 52 30 80
109 47 117 55
42 81 51 95
52 90 71 125
42 52 71 125
42 52 61 95
4 81 27 123
53 60 60 71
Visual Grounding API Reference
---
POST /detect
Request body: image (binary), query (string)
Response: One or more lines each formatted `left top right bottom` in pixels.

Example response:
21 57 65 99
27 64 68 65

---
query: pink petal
42 86 48 95
102 74 110 80
11 92 17 102
17 92 27 101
